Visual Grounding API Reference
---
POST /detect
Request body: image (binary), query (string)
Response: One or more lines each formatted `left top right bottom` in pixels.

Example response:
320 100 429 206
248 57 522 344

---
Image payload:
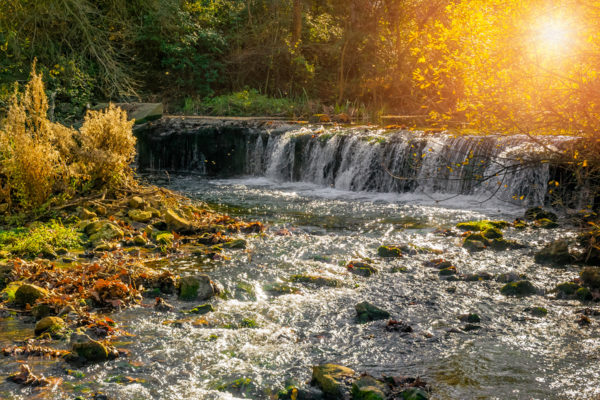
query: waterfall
136 119 580 206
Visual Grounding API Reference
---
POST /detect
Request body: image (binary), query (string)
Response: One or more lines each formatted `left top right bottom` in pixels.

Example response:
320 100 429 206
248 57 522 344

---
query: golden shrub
0 64 136 210
77 104 136 186
0 66 73 208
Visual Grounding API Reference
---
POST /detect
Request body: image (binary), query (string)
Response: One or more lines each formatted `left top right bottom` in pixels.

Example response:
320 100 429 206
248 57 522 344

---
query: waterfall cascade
135 118 580 206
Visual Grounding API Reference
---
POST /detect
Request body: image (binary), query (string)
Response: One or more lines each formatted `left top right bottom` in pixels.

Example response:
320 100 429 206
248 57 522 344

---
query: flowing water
0 123 596 399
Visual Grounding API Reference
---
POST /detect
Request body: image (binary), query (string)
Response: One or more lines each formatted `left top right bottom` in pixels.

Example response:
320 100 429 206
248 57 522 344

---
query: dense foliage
0 0 447 119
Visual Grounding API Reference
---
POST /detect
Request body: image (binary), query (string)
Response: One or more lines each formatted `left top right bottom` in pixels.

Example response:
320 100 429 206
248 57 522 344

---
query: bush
0 65 137 211
0 66 73 208
77 104 136 186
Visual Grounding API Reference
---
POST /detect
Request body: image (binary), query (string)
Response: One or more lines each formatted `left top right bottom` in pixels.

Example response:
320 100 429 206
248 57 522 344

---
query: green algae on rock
355 301 391 323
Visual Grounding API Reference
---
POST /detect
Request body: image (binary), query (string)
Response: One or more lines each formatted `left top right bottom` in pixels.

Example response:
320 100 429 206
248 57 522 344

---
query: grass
182 89 310 117
0 220 83 256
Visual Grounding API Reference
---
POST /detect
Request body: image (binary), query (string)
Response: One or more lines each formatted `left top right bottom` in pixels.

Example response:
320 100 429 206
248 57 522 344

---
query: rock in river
355 301 390 323
311 364 354 398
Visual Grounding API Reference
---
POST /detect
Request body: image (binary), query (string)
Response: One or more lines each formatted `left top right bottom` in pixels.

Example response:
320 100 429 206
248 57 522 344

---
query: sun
533 15 573 57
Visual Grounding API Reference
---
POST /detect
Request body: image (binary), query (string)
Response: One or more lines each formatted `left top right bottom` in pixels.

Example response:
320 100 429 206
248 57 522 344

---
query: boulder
185 304 214 315
128 196 145 209
70 333 109 362
164 209 195 233
34 316 65 336
88 223 124 246
133 235 147 246
377 245 402 258
178 274 220 301
500 280 537 297
580 267 600 288
156 232 174 246
534 240 572 265
355 301 390 323
351 375 386 400
78 208 97 220
128 209 153 223
347 261 378 277
14 284 48 306
311 364 354 398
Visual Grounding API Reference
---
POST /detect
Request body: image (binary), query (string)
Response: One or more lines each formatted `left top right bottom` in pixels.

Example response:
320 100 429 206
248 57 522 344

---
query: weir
136 117 580 206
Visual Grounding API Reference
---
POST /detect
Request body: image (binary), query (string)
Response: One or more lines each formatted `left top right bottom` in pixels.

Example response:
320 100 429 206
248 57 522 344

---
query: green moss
576 287 593 301
240 318 258 328
482 227 503 239
178 276 200 301
1 281 21 302
185 304 214 315
391 266 409 273
72 339 109 362
456 220 509 231
555 282 580 295
377 245 402 257
0 220 83 257
355 301 390 323
526 307 548 317
156 232 174 246
500 280 536 297
290 274 342 287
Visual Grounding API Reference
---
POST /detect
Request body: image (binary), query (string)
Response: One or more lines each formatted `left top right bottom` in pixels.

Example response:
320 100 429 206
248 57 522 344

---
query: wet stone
311 364 354 398
355 301 390 323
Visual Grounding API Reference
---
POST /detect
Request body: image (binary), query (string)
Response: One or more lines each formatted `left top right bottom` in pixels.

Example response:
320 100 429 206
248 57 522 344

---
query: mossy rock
88 223 124 246
164 208 195 233
459 313 481 323
79 208 97 220
263 282 300 295
222 239 247 249
128 209 153 223
312 364 354 398
555 282 580 296
128 196 145 209
525 307 548 317
178 274 217 301
72 338 109 362
14 284 48 306
534 218 559 229
156 232 174 246
580 267 600 289
456 220 509 231
133 235 147 246
31 303 53 319
351 375 386 400
1 282 21 302
378 245 402 258
439 266 457 276
355 301 390 323
83 220 105 236
400 388 429 400
34 316 65 336
347 261 378 277
524 207 558 222
534 240 572 265
290 274 342 287
463 240 487 252
500 280 537 297
482 227 503 239
576 287 593 301
185 304 214 315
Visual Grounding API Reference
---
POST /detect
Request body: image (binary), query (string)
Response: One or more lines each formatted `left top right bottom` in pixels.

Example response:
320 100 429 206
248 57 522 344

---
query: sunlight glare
534 15 572 57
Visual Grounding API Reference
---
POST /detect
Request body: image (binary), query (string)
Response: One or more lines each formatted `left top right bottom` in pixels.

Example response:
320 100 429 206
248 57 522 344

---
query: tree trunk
292 0 302 46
